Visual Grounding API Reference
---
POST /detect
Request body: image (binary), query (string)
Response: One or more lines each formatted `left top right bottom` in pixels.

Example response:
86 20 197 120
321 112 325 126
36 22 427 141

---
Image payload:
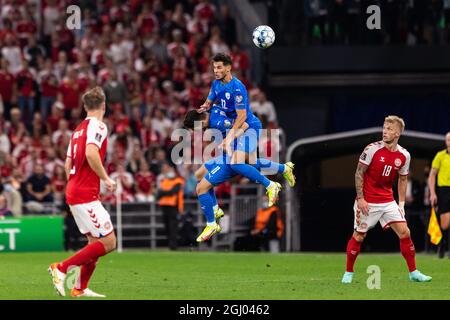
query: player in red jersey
342 116 432 283
48 87 117 298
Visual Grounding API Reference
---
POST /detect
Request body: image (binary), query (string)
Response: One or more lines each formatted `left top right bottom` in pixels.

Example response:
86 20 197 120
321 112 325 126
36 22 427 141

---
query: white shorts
70 200 114 238
353 200 406 233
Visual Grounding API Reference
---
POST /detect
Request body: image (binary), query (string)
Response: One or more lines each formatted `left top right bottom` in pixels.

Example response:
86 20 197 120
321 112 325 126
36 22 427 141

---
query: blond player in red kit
342 115 432 284
48 87 117 298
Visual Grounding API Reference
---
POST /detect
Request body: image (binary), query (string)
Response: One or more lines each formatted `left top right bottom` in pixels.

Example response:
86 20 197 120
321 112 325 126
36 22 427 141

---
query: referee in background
428 132 450 258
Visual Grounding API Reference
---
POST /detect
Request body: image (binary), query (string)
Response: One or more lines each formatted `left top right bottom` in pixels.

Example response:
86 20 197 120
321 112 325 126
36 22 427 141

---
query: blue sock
208 188 218 209
230 163 271 188
254 158 285 174
198 193 215 224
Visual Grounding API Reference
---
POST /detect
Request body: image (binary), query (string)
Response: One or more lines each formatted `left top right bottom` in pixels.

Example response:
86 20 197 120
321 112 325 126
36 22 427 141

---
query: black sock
442 229 449 251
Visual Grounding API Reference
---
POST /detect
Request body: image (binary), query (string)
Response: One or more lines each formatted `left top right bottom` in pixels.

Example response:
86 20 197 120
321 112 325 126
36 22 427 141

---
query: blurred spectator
181 164 198 198
152 108 173 141
57 67 82 118
1 34 22 74
156 163 185 250
25 163 53 203
217 4 236 46
38 59 59 119
0 58 17 119
250 90 277 125
127 142 145 175
140 115 161 151
110 163 135 202
250 196 284 253
149 147 167 177
0 194 13 217
46 102 64 133
135 161 156 203
52 119 72 146
0 125 11 154
17 60 37 121
209 26 230 55
23 34 46 68
103 70 128 114
51 165 66 206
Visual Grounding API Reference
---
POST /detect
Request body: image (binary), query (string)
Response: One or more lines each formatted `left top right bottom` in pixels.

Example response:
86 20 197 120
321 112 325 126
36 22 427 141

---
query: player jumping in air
195 53 284 241
342 115 432 284
183 107 295 241
48 87 117 297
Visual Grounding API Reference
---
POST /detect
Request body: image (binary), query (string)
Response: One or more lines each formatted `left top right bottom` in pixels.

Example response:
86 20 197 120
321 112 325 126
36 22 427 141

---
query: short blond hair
82 86 105 111
384 115 405 133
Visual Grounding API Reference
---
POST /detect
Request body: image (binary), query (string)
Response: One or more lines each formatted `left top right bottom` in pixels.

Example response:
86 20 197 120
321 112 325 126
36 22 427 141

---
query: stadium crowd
0 0 282 216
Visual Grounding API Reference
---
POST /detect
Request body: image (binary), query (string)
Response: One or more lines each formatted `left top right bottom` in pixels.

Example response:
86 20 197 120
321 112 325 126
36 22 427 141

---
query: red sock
400 237 416 272
346 236 362 272
76 258 98 290
58 241 106 273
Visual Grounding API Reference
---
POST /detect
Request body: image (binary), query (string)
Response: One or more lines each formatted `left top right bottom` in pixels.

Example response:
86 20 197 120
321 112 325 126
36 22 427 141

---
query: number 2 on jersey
70 143 77 175
382 165 392 177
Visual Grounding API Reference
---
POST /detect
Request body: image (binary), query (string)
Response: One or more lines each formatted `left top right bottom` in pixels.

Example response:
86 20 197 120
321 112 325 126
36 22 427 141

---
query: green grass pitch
0 251 449 300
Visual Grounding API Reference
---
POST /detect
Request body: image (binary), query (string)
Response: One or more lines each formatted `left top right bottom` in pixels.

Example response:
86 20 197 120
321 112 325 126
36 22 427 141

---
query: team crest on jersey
395 158 402 167
235 95 243 103
104 221 112 230
225 92 230 100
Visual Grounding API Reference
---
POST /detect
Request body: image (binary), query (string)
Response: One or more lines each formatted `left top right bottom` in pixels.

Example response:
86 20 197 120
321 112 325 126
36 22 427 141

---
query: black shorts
437 187 450 215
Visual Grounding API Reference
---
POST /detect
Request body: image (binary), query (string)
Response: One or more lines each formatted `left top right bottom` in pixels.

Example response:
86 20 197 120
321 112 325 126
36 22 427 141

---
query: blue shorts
235 127 260 153
204 157 236 186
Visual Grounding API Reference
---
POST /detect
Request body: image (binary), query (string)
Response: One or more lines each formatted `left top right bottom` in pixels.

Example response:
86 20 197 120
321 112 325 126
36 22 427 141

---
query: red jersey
0 70 15 102
135 171 155 193
359 141 410 204
66 117 108 205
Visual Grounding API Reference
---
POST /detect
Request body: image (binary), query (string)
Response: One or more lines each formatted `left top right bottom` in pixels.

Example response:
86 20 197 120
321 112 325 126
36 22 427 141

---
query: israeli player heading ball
252 25 275 49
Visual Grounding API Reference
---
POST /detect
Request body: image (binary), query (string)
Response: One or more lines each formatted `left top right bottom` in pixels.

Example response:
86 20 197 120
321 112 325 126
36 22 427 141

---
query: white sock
267 181 275 189
213 205 219 212
206 222 216 227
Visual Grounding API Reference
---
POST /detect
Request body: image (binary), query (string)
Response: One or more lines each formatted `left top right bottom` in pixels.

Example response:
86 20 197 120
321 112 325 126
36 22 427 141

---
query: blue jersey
207 76 261 130
208 106 233 137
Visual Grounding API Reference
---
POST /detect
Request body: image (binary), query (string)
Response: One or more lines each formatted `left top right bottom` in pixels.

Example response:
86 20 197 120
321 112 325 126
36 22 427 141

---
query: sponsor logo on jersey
95 133 102 142
394 158 402 167
225 92 230 100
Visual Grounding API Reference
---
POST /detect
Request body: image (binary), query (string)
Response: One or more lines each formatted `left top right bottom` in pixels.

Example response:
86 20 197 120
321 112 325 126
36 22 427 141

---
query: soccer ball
252 25 275 49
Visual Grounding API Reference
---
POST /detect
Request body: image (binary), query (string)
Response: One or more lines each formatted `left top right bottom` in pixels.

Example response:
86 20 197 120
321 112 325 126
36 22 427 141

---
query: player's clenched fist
104 177 117 192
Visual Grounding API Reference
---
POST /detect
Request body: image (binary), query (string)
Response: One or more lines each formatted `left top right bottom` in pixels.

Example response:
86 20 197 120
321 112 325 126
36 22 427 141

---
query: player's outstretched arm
198 99 212 113
355 162 369 215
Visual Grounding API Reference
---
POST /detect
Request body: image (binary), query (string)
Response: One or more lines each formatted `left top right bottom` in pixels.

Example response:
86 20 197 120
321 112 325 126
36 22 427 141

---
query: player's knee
353 232 366 242
196 182 208 196
102 234 117 253
398 227 410 239
194 168 203 181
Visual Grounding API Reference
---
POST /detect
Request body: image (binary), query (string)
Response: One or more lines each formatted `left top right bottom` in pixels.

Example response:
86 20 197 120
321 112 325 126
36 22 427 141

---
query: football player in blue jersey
183 107 295 242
